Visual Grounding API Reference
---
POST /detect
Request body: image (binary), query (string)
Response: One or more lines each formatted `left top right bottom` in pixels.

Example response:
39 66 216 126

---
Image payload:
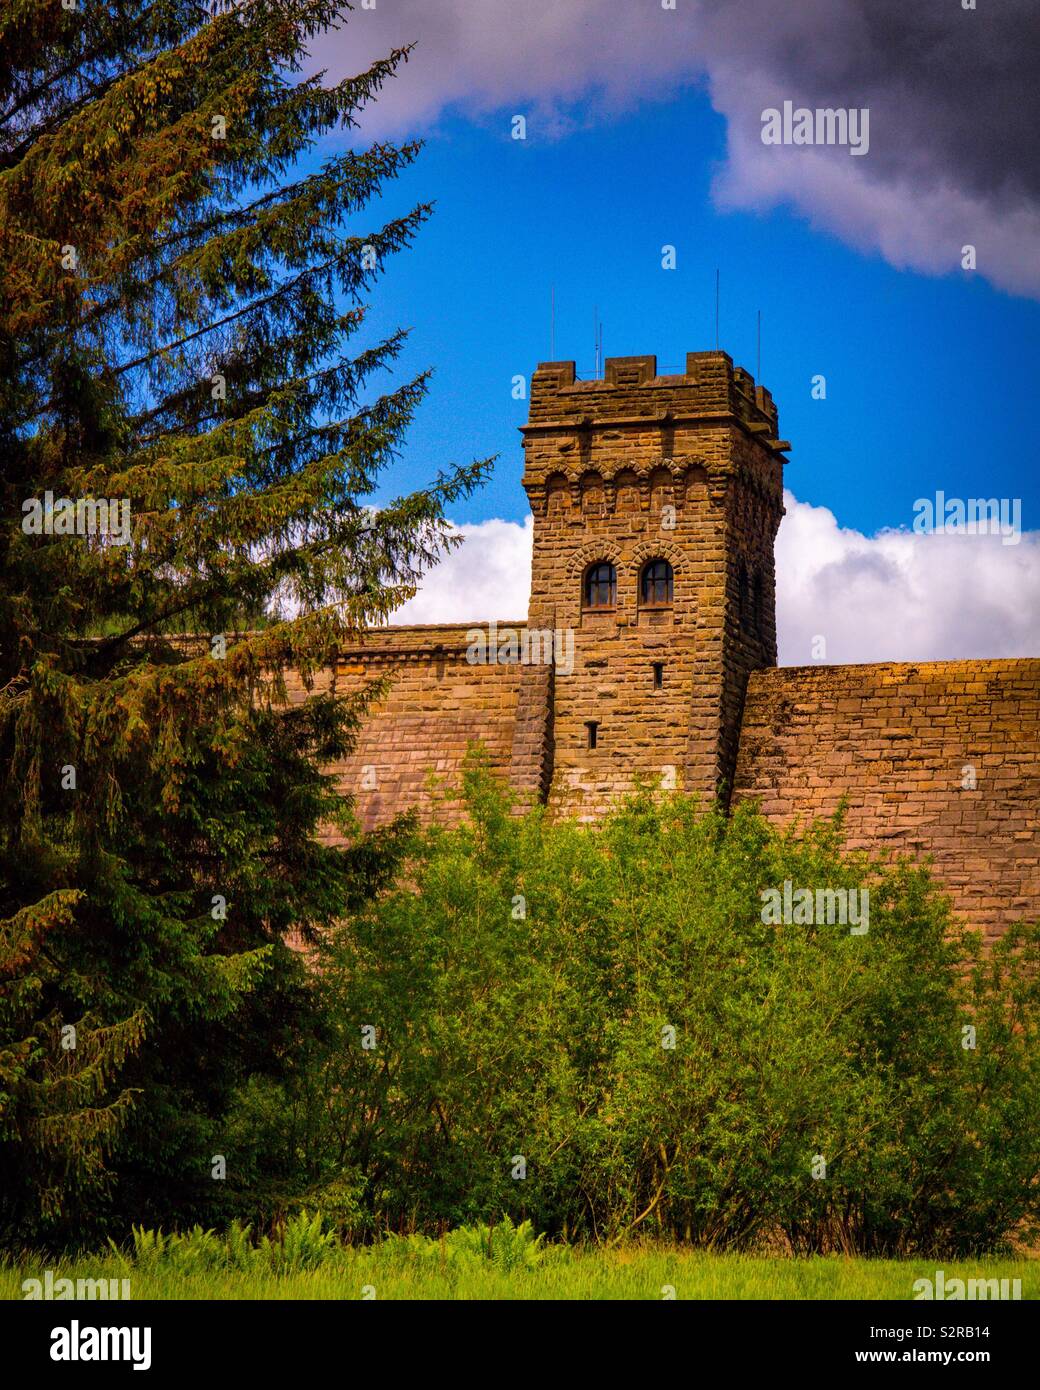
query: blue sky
358 93 1036 541
306 1 1039 662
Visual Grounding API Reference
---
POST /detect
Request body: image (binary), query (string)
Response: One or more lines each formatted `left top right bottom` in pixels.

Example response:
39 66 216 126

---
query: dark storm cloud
704 0 1040 207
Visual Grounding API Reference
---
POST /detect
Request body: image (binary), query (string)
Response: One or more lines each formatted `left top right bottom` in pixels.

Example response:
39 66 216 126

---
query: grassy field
3 1246 1036 1301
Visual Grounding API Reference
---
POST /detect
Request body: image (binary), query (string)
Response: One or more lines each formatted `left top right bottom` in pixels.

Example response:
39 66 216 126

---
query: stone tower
509 351 789 816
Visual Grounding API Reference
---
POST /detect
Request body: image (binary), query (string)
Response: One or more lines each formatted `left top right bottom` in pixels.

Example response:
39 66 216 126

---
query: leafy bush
110 1212 341 1274
228 757 1040 1256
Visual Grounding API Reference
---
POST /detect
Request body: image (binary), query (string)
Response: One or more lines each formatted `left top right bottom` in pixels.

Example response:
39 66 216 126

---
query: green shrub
227 757 1040 1256
110 1212 342 1274
226 1220 257 1272
443 1218 549 1270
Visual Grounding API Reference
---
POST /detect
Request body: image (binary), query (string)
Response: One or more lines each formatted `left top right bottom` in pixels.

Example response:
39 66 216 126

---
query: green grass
3 1247 1036 1301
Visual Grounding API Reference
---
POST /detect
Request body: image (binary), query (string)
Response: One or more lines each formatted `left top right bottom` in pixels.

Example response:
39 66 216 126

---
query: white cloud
322 0 694 138
391 514 532 623
709 62 1040 301
775 491 1040 664
390 494 1040 663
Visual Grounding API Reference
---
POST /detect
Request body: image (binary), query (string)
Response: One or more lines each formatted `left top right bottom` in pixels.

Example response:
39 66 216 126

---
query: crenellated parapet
525 352 782 432
521 351 787 519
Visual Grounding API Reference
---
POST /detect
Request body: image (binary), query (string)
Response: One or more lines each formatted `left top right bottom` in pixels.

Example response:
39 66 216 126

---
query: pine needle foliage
0 0 486 1244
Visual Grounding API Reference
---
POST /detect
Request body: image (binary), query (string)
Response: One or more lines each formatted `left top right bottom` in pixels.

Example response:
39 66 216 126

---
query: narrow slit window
585 720 599 749
652 662 664 689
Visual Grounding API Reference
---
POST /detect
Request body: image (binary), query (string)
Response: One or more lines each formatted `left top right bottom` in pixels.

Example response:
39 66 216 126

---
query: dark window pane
584 562 616 608
640 559 673 605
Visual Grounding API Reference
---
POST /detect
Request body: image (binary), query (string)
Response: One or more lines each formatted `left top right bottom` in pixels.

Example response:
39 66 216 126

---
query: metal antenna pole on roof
550 285 555 360
757 309 761 381
715 269 720 349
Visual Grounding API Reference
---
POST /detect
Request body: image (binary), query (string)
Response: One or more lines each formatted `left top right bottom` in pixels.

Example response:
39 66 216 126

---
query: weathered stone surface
520 351 786 816
733 660 1040 946
283 624 524 836
282 352 1038 942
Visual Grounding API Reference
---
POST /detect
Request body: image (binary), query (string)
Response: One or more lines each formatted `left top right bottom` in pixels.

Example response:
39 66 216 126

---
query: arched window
640 558 674 606
583 561 616 609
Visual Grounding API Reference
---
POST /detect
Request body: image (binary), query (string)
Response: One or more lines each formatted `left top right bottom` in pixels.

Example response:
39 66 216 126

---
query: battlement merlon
521 351 790 455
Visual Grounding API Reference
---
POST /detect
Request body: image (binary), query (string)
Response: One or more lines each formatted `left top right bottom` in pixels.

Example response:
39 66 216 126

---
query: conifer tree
0 0 484 1241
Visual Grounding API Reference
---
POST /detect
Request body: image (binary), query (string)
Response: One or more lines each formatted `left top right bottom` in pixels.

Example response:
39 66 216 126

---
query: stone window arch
614 469 640 513
684 464 708 502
